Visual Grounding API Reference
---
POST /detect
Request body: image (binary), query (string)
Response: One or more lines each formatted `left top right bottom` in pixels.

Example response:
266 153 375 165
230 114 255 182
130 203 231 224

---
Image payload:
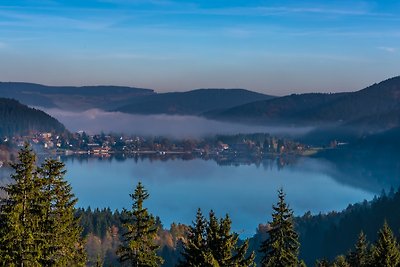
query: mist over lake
41 108 313 138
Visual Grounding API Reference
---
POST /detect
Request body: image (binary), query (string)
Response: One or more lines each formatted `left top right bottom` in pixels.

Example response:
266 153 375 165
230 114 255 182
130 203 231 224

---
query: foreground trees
5 146 400 266
0 144 85 266
259 188 301 267
179 209 255 267
370 221 400 266
346 231 370 266
117 182 164 267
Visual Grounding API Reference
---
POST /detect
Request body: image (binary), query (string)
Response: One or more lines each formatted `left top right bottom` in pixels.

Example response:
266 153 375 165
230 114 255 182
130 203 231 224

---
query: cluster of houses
1 131 312 163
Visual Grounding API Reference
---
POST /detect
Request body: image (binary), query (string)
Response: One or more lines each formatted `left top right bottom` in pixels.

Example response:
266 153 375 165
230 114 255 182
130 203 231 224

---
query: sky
0 0 399 95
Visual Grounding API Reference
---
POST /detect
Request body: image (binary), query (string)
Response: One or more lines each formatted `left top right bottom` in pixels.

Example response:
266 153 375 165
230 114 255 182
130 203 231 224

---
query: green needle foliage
38 158 86 266
0 143 41 266
180 209 255 267
346 231 371 267
117 182 164 267
332 255 350 267
206 211 255 266
178 208 209 267
371 221 400 267
259 188 300 267
0 144 86 266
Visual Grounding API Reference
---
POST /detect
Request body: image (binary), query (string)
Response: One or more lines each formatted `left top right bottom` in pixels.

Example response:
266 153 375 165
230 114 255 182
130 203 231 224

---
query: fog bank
42 108 313 138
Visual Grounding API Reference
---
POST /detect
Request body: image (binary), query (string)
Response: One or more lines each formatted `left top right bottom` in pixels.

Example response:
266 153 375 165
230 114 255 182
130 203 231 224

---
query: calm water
63 156 375 237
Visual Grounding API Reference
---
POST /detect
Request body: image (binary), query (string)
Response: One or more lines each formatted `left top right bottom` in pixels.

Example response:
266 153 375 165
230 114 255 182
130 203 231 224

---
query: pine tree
259 188 300 267
117 182 164 267
315 259 330 267
180 210 255 267
38 158 86 266
332 255 350 267
371 221 400 267
0 145 86 266
178 208 209 267
206 211 255 267
0 144 42 266
346 231 370 267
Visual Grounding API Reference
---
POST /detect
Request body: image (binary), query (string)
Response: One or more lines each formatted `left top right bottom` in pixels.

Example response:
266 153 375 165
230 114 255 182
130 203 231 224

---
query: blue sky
0 0 399 95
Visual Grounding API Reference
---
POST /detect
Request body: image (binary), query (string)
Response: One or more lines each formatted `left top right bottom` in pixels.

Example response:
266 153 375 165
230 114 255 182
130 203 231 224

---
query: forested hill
0 82 273 115
114 88 274 115
246 188 400 265
0 82 155 110
0 98 66 136
296 189 400 265
207 76 400 129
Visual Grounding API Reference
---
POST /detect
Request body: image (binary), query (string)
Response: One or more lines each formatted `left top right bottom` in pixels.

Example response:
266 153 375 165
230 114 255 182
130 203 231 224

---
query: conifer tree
117 182 164 267
180 209 255 267
178 208 209 267
38 158 86 266
346 231 370 267
371 221 400 267
332 255 350 267
0 144 43 265
206 211 255 267
315 259 330 267
0 145 86 266
259 188 300 267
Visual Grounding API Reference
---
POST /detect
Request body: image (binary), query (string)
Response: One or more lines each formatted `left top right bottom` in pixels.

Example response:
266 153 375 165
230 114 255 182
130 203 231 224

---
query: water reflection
60 152 297 170
63 156 374 237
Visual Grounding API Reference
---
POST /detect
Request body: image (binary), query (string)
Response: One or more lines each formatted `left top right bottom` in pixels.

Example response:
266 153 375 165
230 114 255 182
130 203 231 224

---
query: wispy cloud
0 9 120 31
0 41 6 48
205 6 374 17
80 52 173 61
127 4 392 18
378 46 397 53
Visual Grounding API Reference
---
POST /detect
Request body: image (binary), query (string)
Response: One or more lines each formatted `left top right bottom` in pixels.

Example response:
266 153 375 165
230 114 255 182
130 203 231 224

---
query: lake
63 156 375 237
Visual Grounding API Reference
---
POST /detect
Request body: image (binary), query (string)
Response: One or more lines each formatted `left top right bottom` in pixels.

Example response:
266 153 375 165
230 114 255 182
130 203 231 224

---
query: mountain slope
208 76 400 128
0 82 155 110
114 88 274 115
0 98 66 136
206 92 347 123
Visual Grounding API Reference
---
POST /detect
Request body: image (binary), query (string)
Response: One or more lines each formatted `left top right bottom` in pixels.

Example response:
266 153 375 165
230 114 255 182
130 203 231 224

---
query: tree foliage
370 221 400 267
0 144 85 266
260 188 300 267
0 98 65 137
346 231 370 267
117 182 164 267
180 209 255 267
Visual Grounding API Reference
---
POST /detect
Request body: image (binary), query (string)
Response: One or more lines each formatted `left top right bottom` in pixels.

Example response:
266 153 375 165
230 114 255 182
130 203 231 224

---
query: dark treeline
295 188 400 264
0 98 66 137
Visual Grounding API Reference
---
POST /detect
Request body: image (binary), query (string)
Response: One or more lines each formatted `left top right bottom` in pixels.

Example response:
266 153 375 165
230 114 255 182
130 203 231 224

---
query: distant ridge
0 82 273 114
114 88 275 115
0 98 66 137
207 76 400 129
0 82 155 110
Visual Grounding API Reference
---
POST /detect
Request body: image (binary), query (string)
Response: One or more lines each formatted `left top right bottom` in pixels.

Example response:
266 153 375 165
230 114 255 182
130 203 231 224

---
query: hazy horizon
1 0 399 95
2 75 399 97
